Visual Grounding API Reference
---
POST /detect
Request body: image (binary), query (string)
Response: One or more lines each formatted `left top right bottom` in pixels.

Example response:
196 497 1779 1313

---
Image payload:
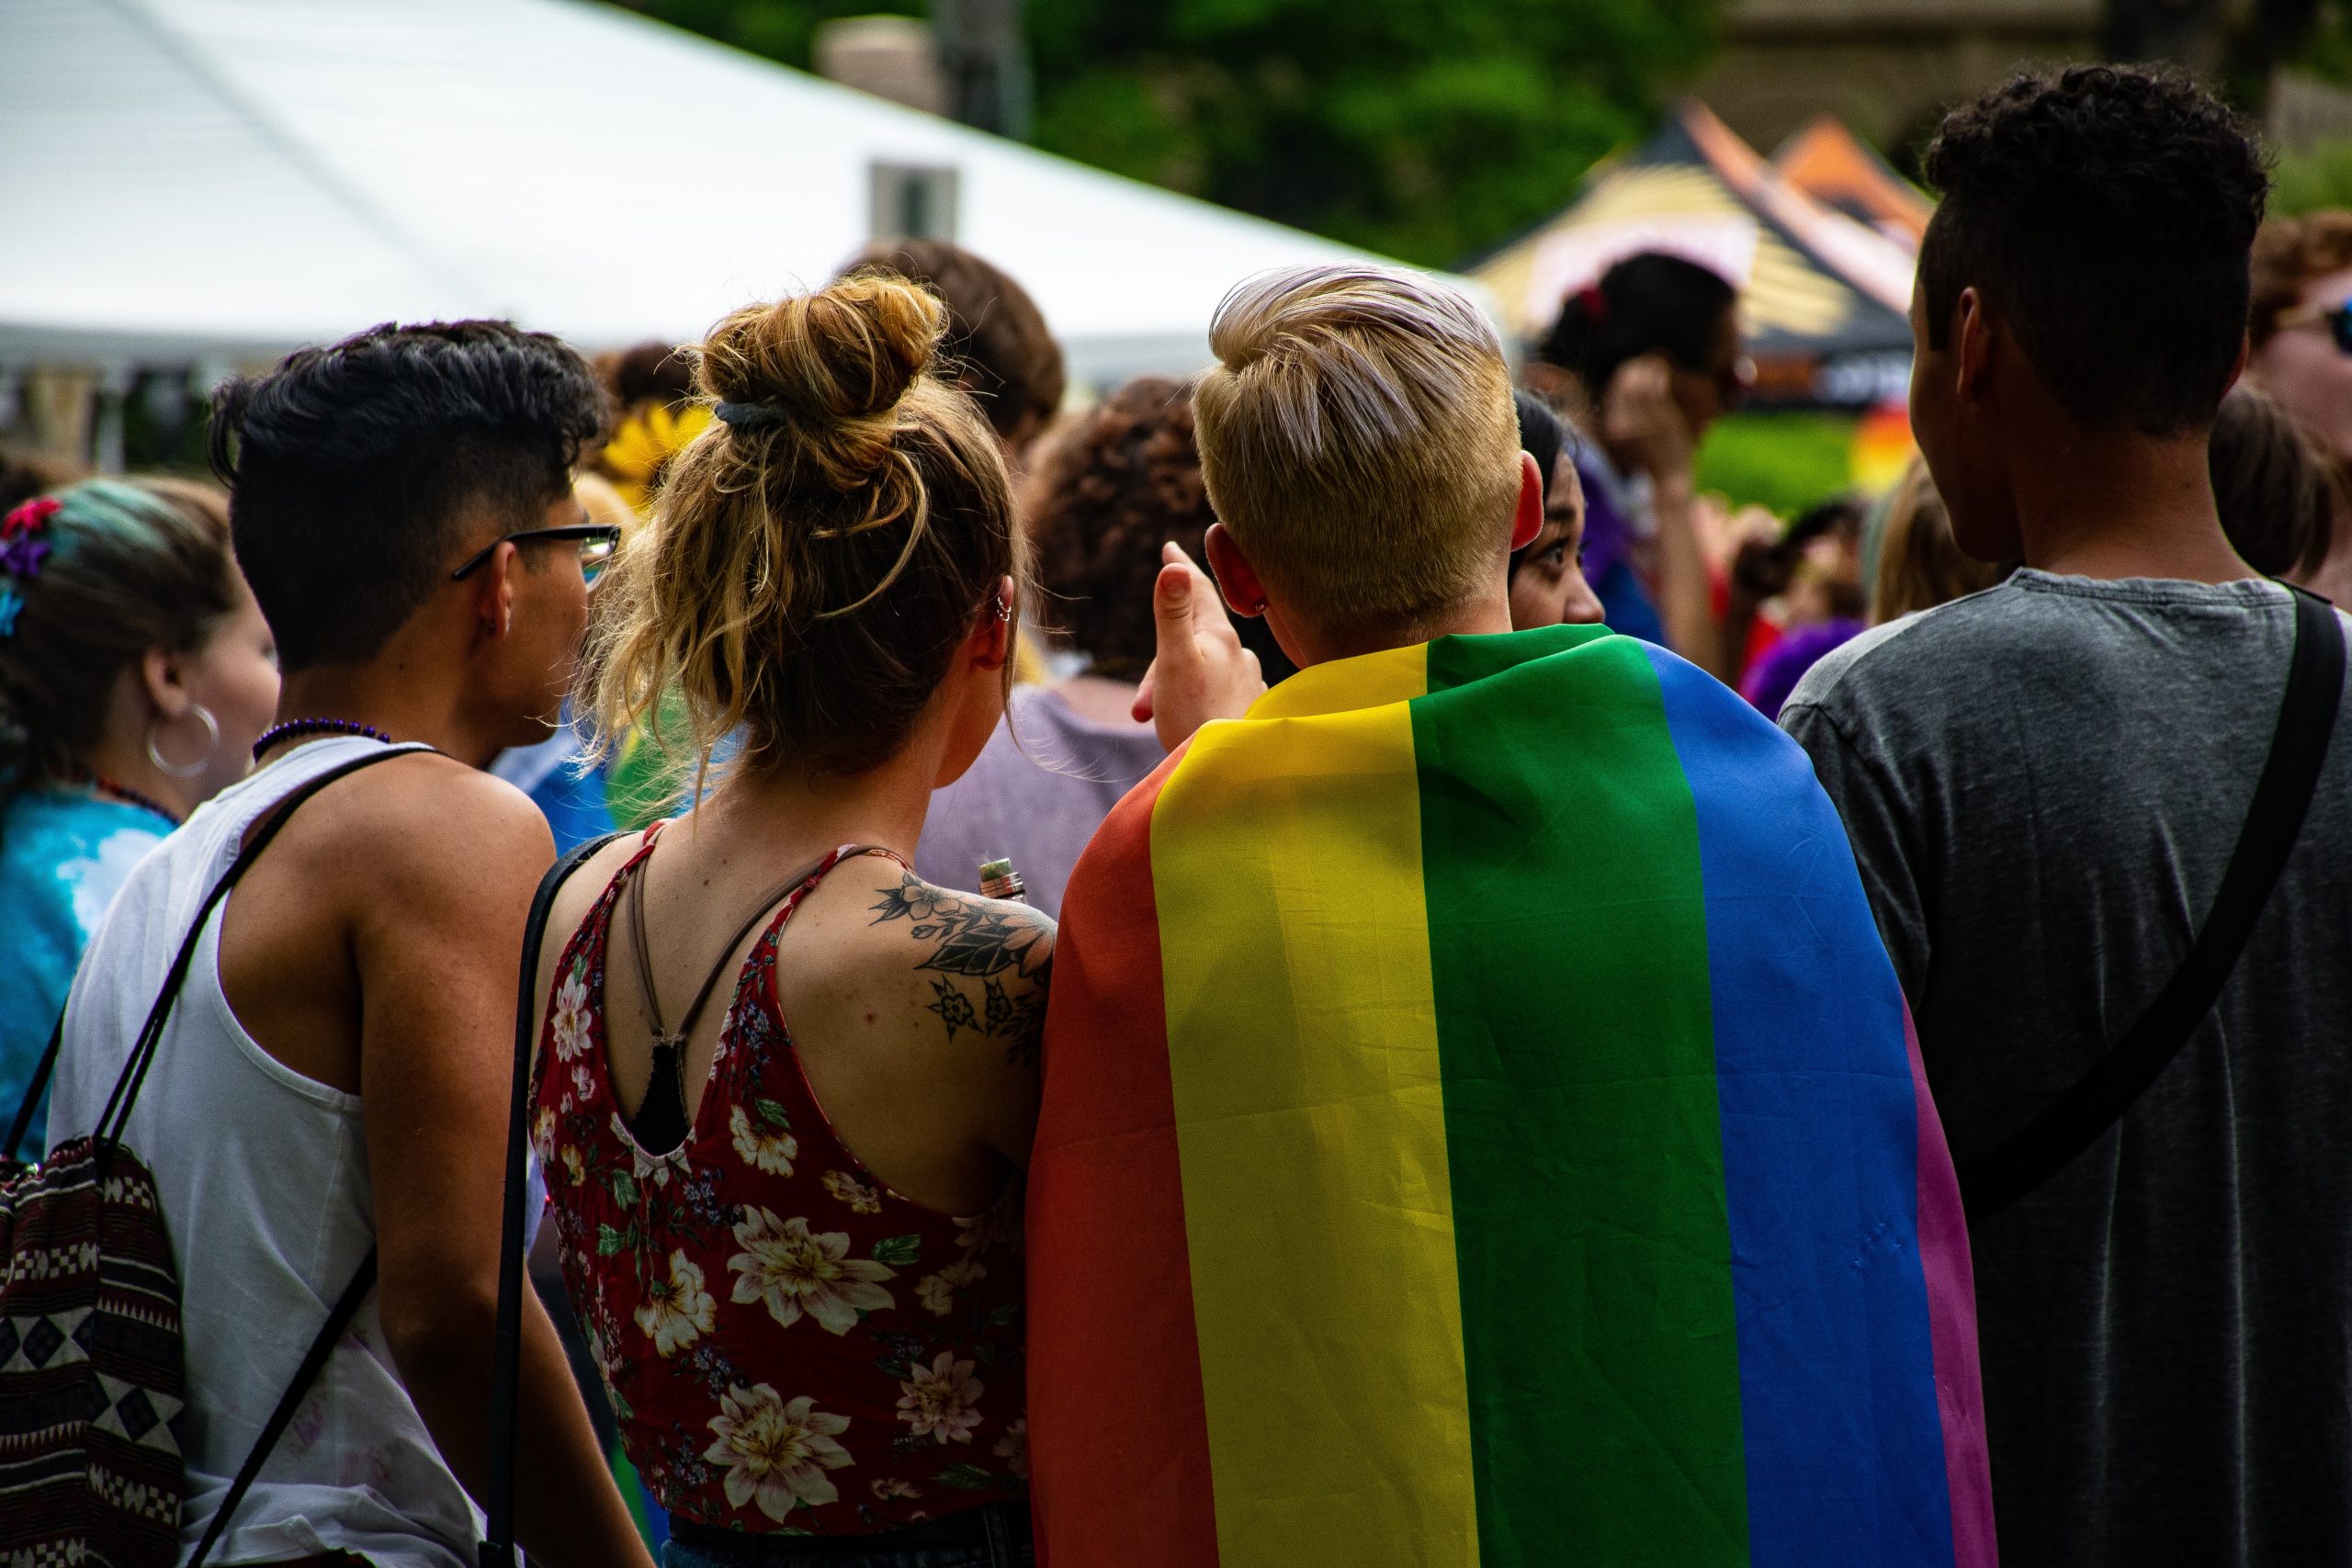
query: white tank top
50 737 480 1568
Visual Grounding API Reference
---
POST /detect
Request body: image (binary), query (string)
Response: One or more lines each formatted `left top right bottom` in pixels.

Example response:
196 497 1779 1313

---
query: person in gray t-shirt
1783 67 2352 1568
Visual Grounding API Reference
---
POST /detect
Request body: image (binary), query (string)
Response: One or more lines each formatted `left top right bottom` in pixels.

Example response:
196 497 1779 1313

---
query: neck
266 662 513 770
2006 423 2255 583
678 734 942 873
77 734 197 821
1283 588 1516 668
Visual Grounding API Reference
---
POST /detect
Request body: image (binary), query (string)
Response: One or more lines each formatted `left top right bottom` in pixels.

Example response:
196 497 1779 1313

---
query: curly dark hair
1029 376 1216 677
210 320 606 672
1920 64 2269 435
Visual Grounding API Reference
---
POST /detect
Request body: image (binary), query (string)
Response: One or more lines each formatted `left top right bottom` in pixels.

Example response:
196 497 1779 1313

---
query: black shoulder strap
3 1017 62 1164
121 742 435 1568
8 749 435 1163
482 829 626 1568
1960 589 2345 1222
92 744 437 1153
186 1250 379 1568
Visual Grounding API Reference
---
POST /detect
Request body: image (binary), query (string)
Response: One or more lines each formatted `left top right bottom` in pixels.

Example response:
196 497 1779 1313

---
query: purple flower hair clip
0 495 60 638
0 533 51 581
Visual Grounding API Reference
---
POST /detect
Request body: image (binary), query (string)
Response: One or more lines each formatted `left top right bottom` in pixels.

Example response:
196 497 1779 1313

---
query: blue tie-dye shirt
0 790 169 1141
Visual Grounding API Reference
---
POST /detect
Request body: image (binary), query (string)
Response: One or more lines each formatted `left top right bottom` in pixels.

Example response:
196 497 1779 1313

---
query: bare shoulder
846 865 1057 1069
288 754 555 942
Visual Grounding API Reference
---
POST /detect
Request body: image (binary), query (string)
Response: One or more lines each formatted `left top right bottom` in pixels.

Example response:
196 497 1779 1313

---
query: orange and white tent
1473 103 1922 408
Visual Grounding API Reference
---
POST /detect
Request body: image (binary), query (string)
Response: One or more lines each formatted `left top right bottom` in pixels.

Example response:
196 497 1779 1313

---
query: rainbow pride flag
1027 624 1993 1568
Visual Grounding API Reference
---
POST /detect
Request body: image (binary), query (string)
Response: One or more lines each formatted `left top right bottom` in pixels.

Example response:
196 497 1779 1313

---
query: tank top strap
764 842 908 944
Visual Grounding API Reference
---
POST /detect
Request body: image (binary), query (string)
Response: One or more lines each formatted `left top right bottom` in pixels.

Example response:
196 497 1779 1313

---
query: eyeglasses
449 524 623 583
2279 299 2352 355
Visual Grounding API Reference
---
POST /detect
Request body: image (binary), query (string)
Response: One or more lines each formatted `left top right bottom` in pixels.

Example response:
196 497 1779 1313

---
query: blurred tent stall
1770 116 1934 246
1473 102 1920 411
0 0 1422 465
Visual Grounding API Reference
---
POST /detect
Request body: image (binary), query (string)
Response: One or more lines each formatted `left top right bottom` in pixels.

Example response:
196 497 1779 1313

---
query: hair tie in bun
715 400 788 430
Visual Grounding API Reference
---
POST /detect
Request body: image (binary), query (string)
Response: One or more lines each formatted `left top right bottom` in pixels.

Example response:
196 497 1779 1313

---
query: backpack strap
1960 588 2345 1222
482 829 626 1568
3 1016 62 1163
91 744 437 1153
84 741 434 1568
6 747 430 1164
186 1250 379 1568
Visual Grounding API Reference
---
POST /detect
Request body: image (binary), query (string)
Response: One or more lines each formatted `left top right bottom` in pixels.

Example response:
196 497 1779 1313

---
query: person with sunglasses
2247 209 2352 605
46 321 654 1568
1525 250 1758 682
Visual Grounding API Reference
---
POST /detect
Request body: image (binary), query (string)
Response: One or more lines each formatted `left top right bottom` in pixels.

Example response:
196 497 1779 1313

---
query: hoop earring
146 703 219 779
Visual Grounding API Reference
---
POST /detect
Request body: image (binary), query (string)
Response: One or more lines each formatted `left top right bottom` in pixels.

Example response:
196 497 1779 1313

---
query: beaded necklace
251 716 394 761
85 773 180 826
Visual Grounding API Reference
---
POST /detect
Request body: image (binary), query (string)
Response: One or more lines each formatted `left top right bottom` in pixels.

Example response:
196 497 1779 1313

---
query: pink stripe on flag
1905 1007 1998 1564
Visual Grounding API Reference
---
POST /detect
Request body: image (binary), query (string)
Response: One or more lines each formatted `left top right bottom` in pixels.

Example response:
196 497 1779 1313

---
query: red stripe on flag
1025 751 1217 1567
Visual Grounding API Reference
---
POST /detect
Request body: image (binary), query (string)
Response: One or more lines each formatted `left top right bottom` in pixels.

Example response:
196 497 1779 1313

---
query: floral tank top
529 833 1027 1535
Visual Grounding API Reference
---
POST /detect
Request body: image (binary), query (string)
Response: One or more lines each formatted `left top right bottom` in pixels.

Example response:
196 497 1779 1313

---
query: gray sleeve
1780 698 1933 1006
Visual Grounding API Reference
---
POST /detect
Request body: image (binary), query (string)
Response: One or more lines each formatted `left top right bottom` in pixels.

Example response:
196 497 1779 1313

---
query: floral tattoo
869 874 1050 1066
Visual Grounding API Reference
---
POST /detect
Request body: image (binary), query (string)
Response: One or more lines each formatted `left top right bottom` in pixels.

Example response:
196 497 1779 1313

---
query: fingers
1154 558 1204 653
1132 664 1157 722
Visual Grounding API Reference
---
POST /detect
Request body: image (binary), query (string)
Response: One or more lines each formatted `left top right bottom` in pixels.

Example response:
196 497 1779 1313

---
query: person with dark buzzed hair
48 321 653 1568
1781 66 2352 1568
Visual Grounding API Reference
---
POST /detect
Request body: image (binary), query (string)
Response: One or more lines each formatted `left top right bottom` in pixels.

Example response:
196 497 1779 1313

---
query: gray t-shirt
1781 570 2352 1568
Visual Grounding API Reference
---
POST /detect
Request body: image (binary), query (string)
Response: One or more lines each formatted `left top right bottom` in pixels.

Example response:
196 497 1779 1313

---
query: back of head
1029 375 1215 678
854 240 1066 444
210 320 606 673
2250 210 2352 349
0 476 240 807
583 272 1020 778
1534 252 1737 395
2209 382 2336 576
1193 265 1520 642
1919 65 2268 435
1871 457 2009 623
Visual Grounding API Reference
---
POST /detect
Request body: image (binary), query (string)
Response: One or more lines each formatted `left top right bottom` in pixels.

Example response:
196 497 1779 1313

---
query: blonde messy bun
581 270 1022 784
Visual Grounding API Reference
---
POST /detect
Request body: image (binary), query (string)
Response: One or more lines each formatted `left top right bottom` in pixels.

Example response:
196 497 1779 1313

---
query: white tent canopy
0 0 1414 387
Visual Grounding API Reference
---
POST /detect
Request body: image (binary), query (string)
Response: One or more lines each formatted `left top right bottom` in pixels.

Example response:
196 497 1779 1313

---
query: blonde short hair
1193 265 1521 638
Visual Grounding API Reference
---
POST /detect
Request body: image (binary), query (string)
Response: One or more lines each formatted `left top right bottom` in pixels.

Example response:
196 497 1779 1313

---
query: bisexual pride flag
1026 624 1993 1568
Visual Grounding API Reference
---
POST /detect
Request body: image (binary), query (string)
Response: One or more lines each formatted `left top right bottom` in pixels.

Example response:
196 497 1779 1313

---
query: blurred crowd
4 61 2350 1568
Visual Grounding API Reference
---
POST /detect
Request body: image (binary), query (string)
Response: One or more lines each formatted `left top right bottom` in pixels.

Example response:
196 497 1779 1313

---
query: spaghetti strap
615 840 901 1152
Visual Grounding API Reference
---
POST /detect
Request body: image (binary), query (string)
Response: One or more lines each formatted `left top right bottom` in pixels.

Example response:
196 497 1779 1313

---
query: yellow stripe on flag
1150 663 1480 1568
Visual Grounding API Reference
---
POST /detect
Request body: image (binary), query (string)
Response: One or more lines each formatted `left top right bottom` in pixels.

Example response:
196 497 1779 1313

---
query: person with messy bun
530 272 1046 1560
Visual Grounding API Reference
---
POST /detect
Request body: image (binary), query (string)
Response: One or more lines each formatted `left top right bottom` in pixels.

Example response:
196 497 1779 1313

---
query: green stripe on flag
1415 629 1750 1566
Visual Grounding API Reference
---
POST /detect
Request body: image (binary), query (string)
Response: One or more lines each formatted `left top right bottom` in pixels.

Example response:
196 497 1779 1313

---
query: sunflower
600 401 713 514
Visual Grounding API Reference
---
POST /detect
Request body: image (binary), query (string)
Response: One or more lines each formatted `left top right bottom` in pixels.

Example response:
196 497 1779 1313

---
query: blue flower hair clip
0 583 23 638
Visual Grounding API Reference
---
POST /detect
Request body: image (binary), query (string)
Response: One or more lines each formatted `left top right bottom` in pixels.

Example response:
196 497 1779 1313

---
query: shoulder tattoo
870 873 1052 1066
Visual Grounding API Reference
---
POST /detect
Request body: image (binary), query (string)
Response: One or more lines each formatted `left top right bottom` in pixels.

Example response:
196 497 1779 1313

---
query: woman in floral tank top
529 275 1055 1566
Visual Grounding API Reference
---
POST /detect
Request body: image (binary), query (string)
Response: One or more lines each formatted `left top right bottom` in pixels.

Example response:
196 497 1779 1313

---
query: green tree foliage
2273 138 2352 214
1695 412 1858 519
616 0 1723 267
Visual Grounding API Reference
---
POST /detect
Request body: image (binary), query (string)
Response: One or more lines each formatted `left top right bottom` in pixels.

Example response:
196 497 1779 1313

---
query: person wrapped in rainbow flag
1026 265 1996 1568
